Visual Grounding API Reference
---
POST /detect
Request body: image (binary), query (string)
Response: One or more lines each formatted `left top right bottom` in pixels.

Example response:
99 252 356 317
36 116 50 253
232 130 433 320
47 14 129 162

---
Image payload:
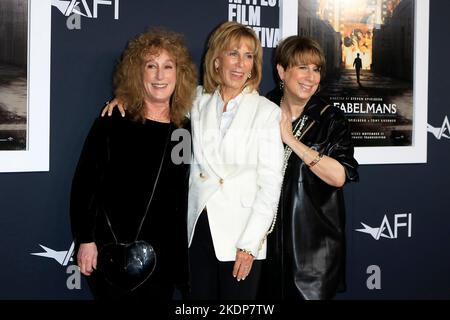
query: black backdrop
0 0 449 300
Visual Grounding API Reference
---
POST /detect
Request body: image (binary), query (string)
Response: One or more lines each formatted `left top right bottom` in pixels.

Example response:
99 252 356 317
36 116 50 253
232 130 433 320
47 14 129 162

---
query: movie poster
297 0 415 148
0 0 50 172
0 0 28 150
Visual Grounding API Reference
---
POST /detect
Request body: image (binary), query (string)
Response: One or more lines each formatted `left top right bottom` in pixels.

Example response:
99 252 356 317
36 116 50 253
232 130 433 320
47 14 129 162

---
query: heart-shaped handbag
97 240 156 291
95 126 171 292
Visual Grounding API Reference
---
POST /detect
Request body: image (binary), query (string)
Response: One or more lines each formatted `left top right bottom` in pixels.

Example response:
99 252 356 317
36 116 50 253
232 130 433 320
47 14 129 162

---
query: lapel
298 97 331 141
198 88 260 179
198 90 227 178
218 89 259 177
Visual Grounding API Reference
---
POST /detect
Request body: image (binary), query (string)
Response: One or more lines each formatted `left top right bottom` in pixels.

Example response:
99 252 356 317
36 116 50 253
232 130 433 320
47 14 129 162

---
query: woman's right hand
101 98 127 117
77 242 98 276
280 108 295 146
233 249 254 281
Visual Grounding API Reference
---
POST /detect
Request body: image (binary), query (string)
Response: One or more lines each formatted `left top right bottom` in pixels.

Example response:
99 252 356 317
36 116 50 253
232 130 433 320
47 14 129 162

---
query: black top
260 89 359 300
70 110 190 288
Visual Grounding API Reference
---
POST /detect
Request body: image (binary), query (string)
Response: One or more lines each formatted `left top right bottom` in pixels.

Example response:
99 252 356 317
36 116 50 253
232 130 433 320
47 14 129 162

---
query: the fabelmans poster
281 0 429 164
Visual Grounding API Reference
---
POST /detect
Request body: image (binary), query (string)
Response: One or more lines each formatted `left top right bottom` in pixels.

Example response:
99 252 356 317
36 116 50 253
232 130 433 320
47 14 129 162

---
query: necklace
282 115 307 173
146 107 170 123
264 96 308 238
146 114 170 123
281 95 306 122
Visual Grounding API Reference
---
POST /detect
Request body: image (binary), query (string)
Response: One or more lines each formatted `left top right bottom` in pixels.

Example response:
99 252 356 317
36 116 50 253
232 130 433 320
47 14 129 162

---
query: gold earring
248 72 252 79
279 80 284 90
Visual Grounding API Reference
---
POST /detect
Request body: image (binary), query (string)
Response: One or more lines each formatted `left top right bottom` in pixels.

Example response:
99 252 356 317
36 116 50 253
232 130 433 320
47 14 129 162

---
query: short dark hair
274 36 326 75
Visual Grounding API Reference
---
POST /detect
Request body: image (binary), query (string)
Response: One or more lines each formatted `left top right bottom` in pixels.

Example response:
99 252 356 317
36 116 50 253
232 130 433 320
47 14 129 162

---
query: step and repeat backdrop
0 0 449 300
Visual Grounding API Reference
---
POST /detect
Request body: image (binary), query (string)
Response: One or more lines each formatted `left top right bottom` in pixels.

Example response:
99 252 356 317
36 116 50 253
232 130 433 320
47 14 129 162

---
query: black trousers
188 211 262 300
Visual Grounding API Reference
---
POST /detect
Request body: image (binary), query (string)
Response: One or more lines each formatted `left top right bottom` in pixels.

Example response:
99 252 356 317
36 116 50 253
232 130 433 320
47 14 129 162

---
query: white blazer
188 86 284 261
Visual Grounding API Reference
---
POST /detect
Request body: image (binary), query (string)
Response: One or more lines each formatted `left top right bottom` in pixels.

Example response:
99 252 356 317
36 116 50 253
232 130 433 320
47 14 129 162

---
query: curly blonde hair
203 21 262 94
113 27 197 127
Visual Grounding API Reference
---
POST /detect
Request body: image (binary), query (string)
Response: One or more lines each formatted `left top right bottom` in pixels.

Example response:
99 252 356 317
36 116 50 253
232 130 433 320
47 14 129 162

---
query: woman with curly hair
70 28 197 300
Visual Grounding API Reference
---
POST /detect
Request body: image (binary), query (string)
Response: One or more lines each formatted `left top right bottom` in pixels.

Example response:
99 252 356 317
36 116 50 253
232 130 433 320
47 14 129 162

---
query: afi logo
355 213 412 240
366 265 381 290
428 116 450 140
52 0 119 19
31 241 81 290
31 241 75 266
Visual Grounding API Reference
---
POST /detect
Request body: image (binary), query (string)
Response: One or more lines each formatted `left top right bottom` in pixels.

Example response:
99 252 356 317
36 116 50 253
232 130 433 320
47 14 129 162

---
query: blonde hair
203 21 262 94
113 27 197 127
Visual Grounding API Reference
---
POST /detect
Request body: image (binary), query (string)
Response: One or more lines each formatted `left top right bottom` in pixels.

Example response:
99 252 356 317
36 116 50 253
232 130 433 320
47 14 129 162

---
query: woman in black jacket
261 36 359 300
70 28 197 300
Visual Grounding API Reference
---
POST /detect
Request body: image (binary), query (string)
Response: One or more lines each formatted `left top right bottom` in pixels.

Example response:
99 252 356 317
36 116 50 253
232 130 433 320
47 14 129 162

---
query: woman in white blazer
187 21 283 300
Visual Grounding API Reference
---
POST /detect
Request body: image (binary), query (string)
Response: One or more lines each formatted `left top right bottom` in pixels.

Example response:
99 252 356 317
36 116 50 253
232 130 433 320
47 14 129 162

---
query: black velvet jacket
262 90 359 300
70 111 190 290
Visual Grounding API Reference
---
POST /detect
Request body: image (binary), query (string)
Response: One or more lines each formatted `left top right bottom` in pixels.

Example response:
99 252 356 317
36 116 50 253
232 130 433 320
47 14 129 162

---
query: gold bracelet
238 248 254 257
309 153 323 167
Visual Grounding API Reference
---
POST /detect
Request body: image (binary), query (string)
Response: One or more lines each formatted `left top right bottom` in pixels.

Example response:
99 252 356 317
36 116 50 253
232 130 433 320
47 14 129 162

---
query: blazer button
219 178 224 184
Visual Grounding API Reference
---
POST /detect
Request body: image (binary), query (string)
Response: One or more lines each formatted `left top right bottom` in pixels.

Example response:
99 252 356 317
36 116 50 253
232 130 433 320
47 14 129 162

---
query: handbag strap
104 124 172 244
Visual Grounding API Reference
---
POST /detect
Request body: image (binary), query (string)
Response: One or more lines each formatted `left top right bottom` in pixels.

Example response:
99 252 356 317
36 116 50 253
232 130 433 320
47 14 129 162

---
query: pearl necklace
263 97 308 239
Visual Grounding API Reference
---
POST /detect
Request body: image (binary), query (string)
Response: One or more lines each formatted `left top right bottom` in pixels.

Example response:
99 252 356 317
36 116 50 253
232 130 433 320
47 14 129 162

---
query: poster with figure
281 0 429 164
0 0 50 172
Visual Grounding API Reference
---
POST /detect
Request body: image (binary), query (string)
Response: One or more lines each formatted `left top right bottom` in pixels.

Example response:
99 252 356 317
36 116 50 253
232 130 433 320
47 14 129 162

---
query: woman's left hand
233 249 254 281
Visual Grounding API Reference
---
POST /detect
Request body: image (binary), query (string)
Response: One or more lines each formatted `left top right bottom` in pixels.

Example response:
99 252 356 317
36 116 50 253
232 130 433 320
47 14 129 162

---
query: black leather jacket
261 90 359 300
